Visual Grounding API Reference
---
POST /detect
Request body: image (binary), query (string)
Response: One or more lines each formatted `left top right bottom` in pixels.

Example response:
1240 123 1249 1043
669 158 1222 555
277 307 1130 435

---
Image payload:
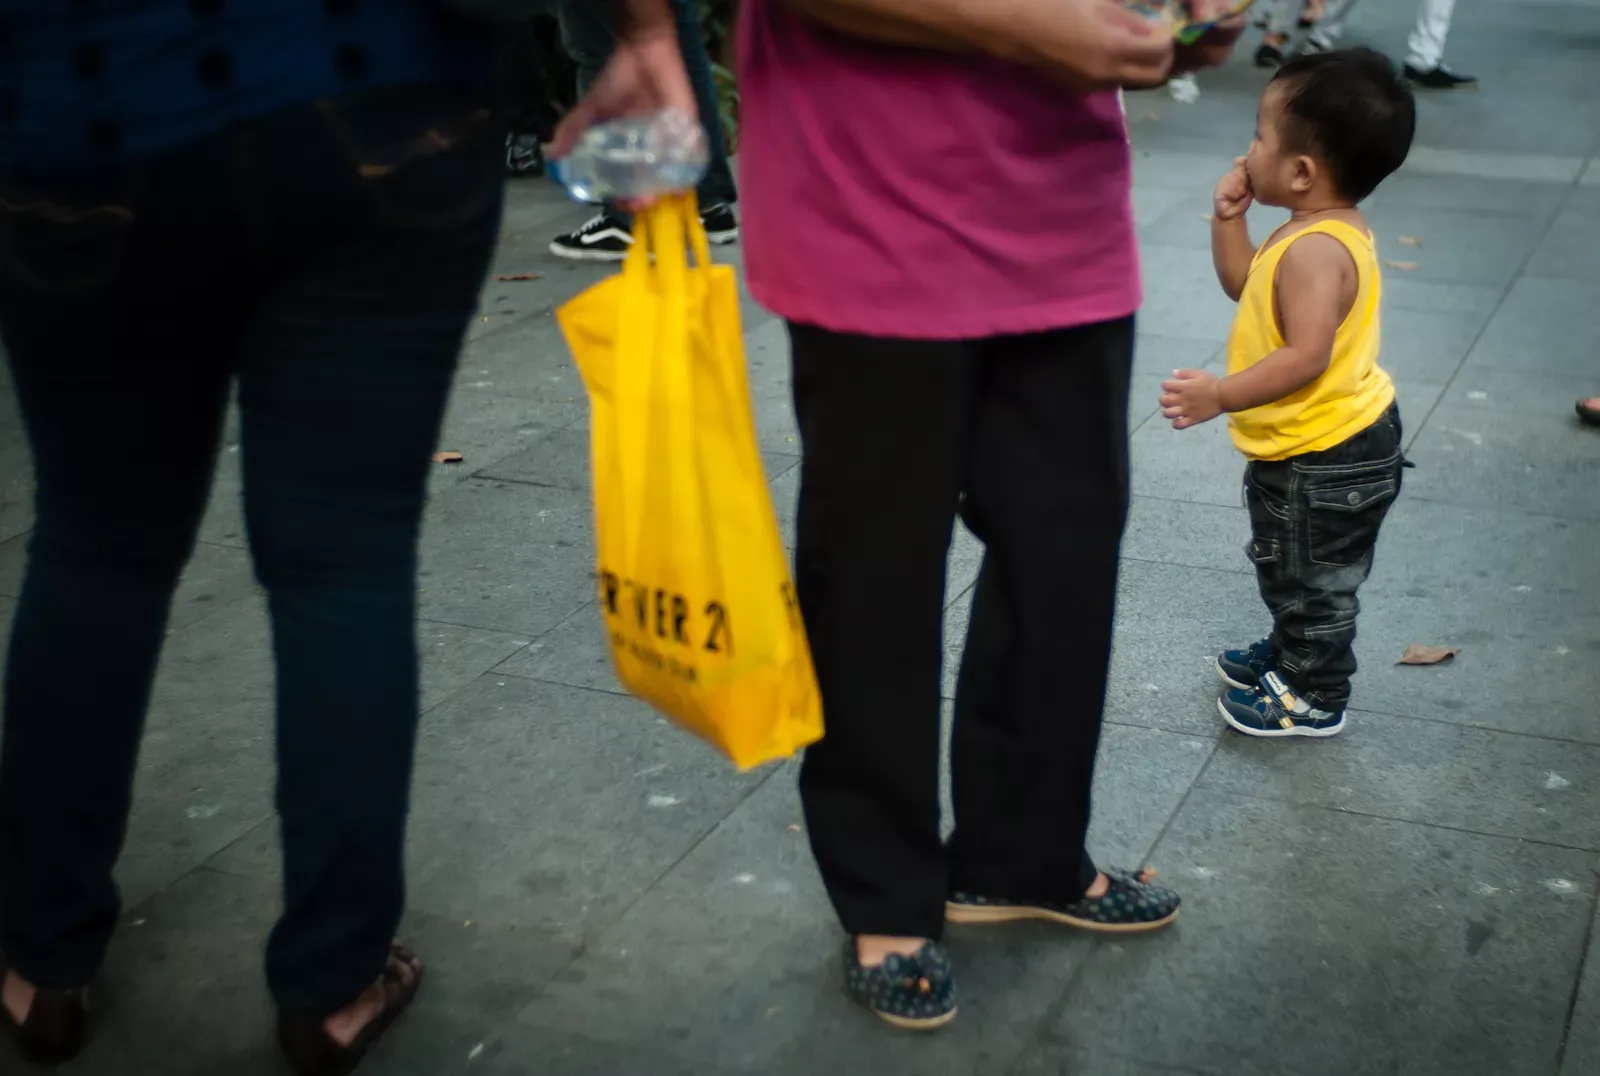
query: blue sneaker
1215 638 1275 690
1219 671 1345 738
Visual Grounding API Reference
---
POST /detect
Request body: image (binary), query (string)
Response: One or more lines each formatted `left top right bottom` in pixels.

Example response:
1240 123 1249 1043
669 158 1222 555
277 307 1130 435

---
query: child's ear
1290 154 1318 194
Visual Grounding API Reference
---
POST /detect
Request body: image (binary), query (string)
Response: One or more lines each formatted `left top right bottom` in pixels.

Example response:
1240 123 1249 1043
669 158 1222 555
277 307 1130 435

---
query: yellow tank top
1224 218 1395 461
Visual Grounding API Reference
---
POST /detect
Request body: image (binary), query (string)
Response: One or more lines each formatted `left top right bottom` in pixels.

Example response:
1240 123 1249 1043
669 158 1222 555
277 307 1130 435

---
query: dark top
0 0 492 168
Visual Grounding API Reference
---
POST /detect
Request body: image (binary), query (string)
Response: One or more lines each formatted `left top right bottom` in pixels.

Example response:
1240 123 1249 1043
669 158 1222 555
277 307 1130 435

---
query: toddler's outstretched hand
1161 369 1224 429
1214 156 1253 221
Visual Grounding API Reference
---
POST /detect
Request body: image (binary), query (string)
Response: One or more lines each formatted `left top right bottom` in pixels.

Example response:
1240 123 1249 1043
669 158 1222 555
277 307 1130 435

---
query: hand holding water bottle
551 20 701 208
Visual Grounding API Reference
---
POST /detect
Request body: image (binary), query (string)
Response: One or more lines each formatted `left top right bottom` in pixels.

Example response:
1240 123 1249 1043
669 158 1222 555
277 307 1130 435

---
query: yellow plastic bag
557 193 823 769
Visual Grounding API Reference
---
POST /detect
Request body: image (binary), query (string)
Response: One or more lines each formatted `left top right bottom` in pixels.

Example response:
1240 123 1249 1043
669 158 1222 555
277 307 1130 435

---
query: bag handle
622 192 713 287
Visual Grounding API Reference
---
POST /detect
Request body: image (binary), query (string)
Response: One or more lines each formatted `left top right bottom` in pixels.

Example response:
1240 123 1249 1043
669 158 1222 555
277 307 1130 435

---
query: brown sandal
0 957 90 1066
278 944 423 1076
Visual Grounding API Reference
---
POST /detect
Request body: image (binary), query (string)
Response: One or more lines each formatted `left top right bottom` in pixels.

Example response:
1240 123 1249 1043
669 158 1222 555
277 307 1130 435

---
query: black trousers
0 87 501 1014
1244 404 1404 710
790 318 1134 941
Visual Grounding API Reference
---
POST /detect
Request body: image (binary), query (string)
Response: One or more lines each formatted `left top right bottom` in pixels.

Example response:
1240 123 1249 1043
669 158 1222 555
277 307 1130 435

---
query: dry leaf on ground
432 451 465 464
1397 644 1459 666
1398 235 1423 247
1385 260 1420 271
494 273 543 282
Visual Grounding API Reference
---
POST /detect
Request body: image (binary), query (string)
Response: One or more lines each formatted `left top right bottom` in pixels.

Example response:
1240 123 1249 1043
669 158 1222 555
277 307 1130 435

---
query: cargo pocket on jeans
1246 536 1280 566
1306 476 1396 567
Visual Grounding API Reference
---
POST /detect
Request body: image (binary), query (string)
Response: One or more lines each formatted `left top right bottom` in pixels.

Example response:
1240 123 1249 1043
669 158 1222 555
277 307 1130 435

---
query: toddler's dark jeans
1244 404 1404 711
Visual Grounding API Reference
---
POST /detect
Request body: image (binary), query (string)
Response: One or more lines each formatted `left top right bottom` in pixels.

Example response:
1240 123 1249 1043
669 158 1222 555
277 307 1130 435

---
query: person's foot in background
1577 397 1600 428
505 133 545 178
1405 62 1477 89
549 202 739 262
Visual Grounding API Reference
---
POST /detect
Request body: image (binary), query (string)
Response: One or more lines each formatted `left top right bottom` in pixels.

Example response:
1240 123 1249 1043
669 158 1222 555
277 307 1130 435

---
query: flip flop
278 944 423 1076
0 956 90 1066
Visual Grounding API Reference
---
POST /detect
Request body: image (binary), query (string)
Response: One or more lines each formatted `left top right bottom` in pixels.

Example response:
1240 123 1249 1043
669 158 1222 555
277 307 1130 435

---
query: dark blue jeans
1244 404 1404 710
0 85 502 1015
557 0 738 206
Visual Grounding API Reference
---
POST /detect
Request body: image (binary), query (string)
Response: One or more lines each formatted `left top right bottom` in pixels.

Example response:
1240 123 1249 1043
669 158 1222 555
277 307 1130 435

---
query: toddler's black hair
1271 47 1416 202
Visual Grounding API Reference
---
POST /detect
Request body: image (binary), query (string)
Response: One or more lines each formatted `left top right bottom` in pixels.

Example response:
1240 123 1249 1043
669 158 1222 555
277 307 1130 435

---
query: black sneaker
844 941 956 1031
1254 43 1285 68
1215 638 1276 691
947 868 1180 934
549 212 634 262
1218 671 1346 739
1405 63 1478 90
700 202 739 245
504 133 544 178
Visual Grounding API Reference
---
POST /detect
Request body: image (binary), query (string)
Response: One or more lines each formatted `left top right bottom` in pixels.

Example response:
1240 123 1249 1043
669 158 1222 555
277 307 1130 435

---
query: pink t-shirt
736 3 1141 341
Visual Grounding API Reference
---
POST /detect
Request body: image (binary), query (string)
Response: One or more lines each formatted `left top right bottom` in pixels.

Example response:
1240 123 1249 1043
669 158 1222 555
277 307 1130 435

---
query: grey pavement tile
1130 411 1243 509
431 389 584 491
1088 724 1217 870
1382 278 1507 317
1446 365 1599 418
1570 176 1600 215
941 581 973 701
0 594 13 661
0 531 21 596
1411 92 1600 159
1047 792 1600 1076
1359 206 1550 287
1129 374 1168 433
1562 900 1600 1075
1341 497 1600 742
127 596 530 908
215 675 774 955
402 675 771 937
1132 148 1239 192
1524 208 1600 280
1133 333 1224 379
416 618 538 712
1464 277 1600 375
1202 715 1600 851
742 317 802 455
492 768 1099 1076
1120 495 1251 577
1402 402 1600 520
119 596 278 910
1013 1045 1207 1076
0 382 31 543
1394 379 1449 431
54 869 283 1076
1138 244 1236 343
1132 187 1191 229
58 866 578 1076
476 424 592 491
1106 560 1267 740
1381 307 1494 382
1138 196 1279 252
494 602 618 694
1366 172 1572 217
417 478 595 636
455 309 588 403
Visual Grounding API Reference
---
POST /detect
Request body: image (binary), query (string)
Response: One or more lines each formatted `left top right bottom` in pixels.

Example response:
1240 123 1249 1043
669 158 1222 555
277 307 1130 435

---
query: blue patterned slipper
844 940 957 1031
946 868 1180 934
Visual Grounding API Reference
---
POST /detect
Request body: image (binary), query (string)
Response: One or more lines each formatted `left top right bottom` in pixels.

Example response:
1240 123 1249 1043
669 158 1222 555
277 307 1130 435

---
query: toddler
1160 48 1415 737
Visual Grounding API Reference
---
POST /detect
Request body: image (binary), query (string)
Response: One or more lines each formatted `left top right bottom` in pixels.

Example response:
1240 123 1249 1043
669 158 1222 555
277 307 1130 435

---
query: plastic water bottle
552 110 710 203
